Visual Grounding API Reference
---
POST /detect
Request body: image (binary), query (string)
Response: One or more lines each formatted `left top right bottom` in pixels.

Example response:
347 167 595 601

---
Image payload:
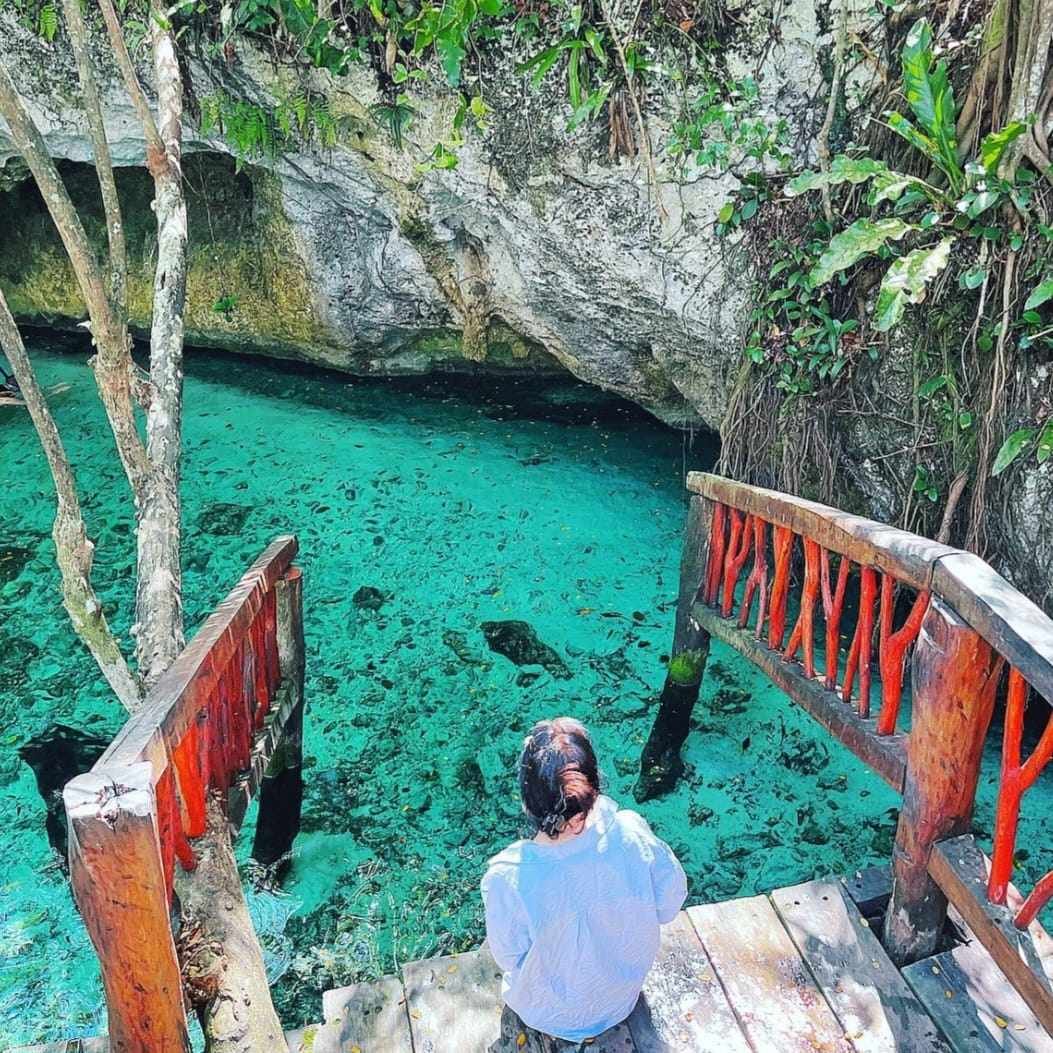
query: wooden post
253 567 305 868
884 597 1000 964
64 763 190 1053
636 496 713 802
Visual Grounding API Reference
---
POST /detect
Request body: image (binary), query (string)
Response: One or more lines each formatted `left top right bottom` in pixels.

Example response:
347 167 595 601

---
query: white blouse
481 795 688 1041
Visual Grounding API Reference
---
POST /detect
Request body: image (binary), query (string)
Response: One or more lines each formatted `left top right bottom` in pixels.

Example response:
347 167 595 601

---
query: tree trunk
177 798 285 1053
0 288 141 710
134 1 188 688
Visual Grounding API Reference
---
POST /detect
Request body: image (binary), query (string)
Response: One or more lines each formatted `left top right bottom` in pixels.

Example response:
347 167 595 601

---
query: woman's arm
481 868 532 973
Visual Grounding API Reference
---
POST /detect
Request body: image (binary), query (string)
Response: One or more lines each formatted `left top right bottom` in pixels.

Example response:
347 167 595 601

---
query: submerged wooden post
253 566 305 867
64 763 190 1053
884 597 999 964
636 495 713 802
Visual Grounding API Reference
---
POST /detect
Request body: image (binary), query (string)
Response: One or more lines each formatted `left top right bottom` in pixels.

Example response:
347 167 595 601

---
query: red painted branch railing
62 536 303 1053
683 473 1053 1023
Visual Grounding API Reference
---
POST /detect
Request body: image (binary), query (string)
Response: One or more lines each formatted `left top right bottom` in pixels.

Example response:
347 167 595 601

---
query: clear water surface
0 336 1044 1047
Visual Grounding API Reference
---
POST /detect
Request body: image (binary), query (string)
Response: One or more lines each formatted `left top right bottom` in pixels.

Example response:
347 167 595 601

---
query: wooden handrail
680 472 1053 1029
62 536 304 1053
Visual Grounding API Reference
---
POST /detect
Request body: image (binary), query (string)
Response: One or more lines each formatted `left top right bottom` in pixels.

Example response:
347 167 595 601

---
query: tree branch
0 59 148 495
61 0 127 314
0 289 142 711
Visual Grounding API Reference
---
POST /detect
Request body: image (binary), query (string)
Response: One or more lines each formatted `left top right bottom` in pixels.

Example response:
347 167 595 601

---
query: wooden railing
679 472 1053 1030
62 536 304 1053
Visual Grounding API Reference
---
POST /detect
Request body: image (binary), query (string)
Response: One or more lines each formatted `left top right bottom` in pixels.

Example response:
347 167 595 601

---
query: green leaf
960 266 986 290
885 111 941 168
568 47 582 109
809 218 915 288
966 190 999 218
871 174 917 205
992 428 1036 475
1038 421 1053 464
918 375 948 397
436 30 466 86
979 122 1026 175
900 19 961 187
519 46 561 87
717 201 735 224
786 156 891 196
873 237 953 331
1024 278 1053 311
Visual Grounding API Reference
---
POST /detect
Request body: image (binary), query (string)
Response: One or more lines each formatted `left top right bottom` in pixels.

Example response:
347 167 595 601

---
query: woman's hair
518 717 600 837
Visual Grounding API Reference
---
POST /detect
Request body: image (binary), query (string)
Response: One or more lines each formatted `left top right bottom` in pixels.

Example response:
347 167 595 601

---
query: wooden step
317 975 413 1052
625 911 750 1053
903 939 1053 1053
402 946 506 1052
688 895 855 1053
771 879 951 1052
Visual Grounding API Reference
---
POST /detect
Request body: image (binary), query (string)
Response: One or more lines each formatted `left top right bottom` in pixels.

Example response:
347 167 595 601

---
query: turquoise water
0 336 1045 1047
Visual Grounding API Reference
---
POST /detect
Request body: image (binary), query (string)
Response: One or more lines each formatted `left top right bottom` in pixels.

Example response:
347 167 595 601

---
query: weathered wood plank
930 552 1053 706
487 1006 636 1052
691 602 907 789
686 472 954 590
841 866 892 915
625 911 750 1053
403 946 505 1052
772 879 951 1052
886 599 1001 964
100 535 298 773
317 976 412 1052
929 836 1053 1035
903 941 1053 1053
688 895 855 1053
63 765 189 1053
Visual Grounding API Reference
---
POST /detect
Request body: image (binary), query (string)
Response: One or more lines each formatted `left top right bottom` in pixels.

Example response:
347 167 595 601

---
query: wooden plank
626 911 750 1053
688 895 855 1053
686 473 954 590
317 976 412 1052
100 535 298 772
886 598 1000 963
487 1007 636 1052
772 879 952 1053
931 553 1053 706
841 866 892 915
403 947 505 1052
929 836 1053 1035
692 603 907 789
903 941 1053 1053
62 765 189 1053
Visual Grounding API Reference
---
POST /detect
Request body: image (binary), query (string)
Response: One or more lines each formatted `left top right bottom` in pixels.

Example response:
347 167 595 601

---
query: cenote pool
0 336 1044 1048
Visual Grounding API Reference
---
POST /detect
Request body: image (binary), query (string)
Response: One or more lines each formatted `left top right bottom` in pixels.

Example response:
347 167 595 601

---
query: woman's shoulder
481 839 530 889
605 800 660 846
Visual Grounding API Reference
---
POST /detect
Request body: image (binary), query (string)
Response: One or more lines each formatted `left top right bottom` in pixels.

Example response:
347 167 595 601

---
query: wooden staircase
19 867 1053 1053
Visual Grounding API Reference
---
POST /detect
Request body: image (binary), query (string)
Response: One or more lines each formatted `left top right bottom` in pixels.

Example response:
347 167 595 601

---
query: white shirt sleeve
482 868 532 973
650 834 688 923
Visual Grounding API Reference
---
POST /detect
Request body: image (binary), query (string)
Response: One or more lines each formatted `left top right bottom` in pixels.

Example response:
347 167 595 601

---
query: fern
37 2 58 42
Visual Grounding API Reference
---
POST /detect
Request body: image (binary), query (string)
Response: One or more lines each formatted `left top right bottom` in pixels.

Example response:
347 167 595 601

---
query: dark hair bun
518 717 600 836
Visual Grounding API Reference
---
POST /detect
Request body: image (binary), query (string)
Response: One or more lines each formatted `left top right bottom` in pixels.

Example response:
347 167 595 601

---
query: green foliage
669 75 790 176
200 90 339 166
37 1 58 41
667 649 706 686
873 238 953 331
518 2 616 133
808 218 913 288
992 420 1053 476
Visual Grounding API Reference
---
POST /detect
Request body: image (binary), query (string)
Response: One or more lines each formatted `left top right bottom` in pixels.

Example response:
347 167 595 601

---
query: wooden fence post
884 596 1000 964
636 495 713 802
253 567 305 867
64 763 190 1052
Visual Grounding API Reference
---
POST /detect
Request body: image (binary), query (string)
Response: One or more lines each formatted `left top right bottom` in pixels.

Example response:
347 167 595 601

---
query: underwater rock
352 585 386 611
197 501 252 536
0 543 33 584
19 723 109 860
480 620 571 679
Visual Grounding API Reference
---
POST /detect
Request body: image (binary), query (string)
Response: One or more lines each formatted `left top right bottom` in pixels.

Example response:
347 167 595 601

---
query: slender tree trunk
134 1 187 687
60 0 127 313
0 290 142 710
0 61 147 496
177 799 285 1053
